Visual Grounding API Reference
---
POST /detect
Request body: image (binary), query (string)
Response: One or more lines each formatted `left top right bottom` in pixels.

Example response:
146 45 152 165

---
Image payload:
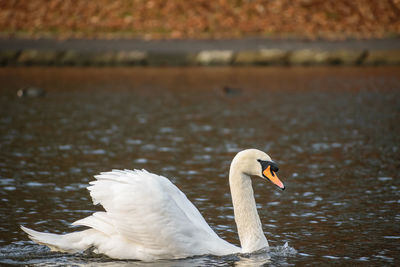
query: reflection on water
0 67 399 265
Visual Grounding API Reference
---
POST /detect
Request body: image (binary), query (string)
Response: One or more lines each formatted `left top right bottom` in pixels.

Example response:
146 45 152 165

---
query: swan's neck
229 166 268 253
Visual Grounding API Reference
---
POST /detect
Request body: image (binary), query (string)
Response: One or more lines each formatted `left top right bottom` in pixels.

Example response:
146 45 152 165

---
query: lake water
0 67 399 266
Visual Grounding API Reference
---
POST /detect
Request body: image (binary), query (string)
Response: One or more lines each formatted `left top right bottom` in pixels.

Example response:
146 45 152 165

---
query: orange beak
263 166 285 190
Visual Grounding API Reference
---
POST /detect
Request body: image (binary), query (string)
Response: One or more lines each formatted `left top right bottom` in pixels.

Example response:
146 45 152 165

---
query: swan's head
232 149 285 190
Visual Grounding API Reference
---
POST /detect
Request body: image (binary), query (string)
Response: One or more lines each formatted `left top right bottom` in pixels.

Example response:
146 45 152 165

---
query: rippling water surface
0 67 399 266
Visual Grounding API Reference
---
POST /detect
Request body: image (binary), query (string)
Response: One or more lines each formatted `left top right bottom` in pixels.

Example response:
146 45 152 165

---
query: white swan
21 148 285 261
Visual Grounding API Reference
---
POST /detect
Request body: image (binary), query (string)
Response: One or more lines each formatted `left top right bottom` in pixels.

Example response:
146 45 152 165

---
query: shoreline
1 38 399 66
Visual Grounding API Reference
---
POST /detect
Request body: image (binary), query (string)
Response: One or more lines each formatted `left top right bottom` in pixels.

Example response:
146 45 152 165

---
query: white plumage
21 149 285 261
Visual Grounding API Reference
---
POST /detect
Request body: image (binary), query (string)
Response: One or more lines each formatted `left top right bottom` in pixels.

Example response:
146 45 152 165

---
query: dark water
0 67 399 266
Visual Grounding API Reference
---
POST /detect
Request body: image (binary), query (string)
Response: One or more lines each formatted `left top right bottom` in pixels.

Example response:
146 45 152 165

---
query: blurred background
0 1 399 266
1 0 400 39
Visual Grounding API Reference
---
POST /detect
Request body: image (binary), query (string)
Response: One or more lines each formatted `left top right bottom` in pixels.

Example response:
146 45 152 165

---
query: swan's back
25 169 239 260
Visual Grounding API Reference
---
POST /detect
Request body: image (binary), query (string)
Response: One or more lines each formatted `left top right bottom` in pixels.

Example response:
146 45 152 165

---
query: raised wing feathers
74 169 228 258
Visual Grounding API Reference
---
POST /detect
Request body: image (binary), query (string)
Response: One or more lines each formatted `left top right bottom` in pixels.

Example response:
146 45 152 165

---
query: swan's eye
257 159 279 173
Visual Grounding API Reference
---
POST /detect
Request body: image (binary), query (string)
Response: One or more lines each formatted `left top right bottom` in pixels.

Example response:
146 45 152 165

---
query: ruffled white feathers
22 169 239 261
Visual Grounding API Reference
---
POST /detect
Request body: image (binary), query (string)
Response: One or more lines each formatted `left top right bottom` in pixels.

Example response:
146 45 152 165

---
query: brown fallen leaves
0 0 399 39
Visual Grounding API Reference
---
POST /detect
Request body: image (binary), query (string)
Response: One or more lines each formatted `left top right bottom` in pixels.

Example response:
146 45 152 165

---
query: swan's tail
21 226 94 253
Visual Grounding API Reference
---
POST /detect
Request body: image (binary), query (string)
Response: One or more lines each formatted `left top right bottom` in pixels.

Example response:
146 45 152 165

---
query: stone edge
0 49 399 66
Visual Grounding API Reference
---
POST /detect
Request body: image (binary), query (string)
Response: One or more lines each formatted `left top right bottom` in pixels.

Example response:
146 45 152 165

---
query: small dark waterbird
17 87 46 98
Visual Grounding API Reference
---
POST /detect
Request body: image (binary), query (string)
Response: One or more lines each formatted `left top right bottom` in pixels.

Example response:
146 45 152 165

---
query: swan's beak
263 166 285 190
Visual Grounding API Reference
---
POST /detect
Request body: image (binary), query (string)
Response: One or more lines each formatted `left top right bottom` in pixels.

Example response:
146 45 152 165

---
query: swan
21 148 285 261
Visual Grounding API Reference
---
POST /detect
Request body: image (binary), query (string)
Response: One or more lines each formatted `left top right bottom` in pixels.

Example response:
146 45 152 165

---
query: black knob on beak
270 162 279 173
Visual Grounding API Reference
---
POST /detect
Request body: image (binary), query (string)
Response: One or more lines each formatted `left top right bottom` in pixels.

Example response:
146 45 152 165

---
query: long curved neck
229 163 268 253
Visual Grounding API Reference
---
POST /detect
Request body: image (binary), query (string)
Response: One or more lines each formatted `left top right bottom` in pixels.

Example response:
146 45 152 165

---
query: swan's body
22 149 285 261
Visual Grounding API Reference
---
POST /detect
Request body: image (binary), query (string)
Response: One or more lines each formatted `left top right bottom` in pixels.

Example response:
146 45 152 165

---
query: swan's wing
74 169 235 258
